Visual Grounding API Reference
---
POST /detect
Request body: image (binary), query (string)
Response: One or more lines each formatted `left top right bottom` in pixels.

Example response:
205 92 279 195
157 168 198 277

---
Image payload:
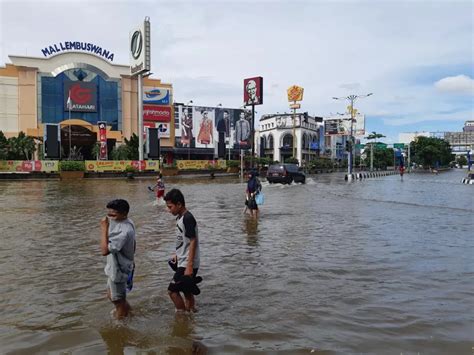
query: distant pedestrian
149 173 166 202
245 170 262 218
100 199 136 319
164 189 201 312
399 166 405 180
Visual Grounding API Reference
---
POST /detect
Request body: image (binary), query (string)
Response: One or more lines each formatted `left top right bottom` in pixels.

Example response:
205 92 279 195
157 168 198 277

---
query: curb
345 170 401 181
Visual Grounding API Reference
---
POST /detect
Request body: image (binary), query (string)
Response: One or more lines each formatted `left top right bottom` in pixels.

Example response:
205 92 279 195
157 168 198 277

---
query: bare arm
185 238 197 276
100 217 109 256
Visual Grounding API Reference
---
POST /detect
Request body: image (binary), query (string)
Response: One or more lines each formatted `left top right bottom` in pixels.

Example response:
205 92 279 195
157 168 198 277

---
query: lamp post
332 93 373 180
186 100 193 160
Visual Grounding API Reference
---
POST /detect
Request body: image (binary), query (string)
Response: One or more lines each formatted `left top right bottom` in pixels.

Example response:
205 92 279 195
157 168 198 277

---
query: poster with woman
180 105 194 147
193 106 216 148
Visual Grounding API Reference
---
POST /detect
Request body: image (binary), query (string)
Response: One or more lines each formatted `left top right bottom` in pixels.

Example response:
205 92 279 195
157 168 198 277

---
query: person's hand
171 254 177 264
100 216 109 230
184 265 193 276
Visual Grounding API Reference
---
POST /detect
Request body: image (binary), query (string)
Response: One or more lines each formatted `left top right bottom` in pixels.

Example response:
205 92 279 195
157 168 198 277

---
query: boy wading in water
100 199 136 319
164 189 201 312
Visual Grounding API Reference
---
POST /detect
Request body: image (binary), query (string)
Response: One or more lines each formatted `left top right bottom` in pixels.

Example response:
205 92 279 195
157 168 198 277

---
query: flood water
0 169 472 354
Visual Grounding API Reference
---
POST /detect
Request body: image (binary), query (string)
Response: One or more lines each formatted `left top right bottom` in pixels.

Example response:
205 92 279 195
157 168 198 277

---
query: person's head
223 110 229 119
164 189 186 216
239 111 245 120
248 170 257 179
201 110 208 118
157 173 163 180
106 199 130 221
246 80 257 99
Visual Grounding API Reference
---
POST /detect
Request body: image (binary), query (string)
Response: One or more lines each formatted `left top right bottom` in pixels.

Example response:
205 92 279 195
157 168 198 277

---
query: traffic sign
393 143 405 149
376 143 387 149
355 144 365 149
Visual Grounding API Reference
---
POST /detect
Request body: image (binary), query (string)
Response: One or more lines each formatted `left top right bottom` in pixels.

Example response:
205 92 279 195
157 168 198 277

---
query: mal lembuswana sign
41 42 115 61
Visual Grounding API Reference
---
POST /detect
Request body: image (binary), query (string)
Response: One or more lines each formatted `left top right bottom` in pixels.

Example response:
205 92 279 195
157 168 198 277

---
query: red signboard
98 121 107 160
143 105 171 122
243 76 263 106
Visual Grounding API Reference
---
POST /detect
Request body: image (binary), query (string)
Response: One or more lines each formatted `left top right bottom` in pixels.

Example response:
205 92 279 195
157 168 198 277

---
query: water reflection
0 170 472 353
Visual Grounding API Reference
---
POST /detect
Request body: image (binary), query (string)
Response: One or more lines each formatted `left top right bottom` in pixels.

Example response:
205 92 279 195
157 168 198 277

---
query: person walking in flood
164 189 201 312
245 170 262 218
399 165 405 180
100 199 136 319
149 173 166 202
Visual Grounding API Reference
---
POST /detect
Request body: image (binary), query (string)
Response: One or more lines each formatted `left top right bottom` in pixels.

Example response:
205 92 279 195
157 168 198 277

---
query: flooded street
0 169 473 354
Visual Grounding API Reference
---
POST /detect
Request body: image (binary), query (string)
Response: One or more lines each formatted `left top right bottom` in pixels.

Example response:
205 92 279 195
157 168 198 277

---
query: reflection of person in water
235 111 250 145
217 110 231 138
197 110 213 145
181 107 193 146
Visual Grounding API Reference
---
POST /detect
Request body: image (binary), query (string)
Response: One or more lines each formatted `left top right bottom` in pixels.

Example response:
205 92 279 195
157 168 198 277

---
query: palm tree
365 131 386 171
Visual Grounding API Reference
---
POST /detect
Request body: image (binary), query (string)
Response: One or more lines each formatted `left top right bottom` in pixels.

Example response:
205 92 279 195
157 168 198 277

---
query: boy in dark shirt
164 189 201 312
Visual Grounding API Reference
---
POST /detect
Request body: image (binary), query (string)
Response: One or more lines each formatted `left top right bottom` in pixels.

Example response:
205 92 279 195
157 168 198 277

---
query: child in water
150 173 166 202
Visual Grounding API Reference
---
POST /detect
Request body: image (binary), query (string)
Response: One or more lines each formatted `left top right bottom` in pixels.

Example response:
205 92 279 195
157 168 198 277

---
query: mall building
0 50 173 159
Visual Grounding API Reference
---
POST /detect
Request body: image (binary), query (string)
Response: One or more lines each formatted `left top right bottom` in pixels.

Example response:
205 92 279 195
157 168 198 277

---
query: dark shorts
168 267 200 295
246 197 258 210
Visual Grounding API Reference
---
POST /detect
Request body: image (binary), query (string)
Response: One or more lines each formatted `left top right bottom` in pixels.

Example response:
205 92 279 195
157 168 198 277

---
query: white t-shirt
175 211 200 269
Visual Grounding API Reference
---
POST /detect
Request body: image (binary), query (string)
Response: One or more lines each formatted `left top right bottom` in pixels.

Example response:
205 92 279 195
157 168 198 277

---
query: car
266 163 306 184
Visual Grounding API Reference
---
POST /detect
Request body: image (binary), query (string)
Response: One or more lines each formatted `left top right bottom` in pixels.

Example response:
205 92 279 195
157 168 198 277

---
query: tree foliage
0 131 36 160
410 136 452 168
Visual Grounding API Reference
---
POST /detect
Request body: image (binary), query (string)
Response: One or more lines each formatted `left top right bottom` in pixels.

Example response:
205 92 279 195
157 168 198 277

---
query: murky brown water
0 170 473 354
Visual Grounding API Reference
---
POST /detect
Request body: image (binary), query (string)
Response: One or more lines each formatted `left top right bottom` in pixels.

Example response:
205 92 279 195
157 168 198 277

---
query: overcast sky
1 0 472 143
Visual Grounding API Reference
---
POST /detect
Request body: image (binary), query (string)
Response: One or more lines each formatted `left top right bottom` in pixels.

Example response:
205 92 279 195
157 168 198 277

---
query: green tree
365 131 386 170
0 131 9 160
411 136 452 168
124 133 139 160
7 132 36 160
457 155 468 167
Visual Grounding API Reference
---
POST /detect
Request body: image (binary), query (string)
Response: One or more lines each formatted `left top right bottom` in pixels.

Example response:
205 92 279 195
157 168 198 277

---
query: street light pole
333 93 373 180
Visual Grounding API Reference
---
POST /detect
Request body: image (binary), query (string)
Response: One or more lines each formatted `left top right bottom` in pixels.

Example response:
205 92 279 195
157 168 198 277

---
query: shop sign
0 160 59 172
176 160 226 170
130 19 151 76
85 160 160 172
143 105 171 122
64 82 97 112
41 41 115 61
98 122 107 160
143 88 171 105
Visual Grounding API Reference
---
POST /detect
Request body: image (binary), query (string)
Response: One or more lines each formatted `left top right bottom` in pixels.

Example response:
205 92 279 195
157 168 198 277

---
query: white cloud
434 75 474 95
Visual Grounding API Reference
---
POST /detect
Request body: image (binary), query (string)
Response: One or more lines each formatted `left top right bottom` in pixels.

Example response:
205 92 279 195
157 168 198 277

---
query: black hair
164 188 185 206
106 199 130 215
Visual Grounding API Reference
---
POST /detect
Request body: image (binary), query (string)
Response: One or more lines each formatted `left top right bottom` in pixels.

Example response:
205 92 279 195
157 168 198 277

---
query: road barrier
345 170 400 181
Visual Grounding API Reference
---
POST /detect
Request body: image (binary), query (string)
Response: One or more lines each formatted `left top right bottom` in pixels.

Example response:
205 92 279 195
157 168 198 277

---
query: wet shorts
108 278 126 302
168 267 200 295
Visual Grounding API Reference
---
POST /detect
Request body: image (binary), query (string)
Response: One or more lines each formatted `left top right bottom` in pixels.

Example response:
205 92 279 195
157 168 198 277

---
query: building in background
0 50 173 159
323 113 366 161
399 121 474 156
257 113 323 165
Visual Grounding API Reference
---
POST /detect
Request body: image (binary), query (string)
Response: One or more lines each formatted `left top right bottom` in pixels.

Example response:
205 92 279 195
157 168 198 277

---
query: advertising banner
215 108 232 138
157 122 170 138
0 160 59 172
85 160 160 172
193 106 216 148
143 105 171 122
143 87 171 105
324 115 365 136
244 76 263 106
64 81 97 112
287 85 304 102
233 109 251 148
98 121 107 160
176 160 226 170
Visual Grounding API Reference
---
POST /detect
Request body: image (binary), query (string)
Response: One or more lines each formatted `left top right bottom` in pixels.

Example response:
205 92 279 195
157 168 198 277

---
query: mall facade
0 50 173 160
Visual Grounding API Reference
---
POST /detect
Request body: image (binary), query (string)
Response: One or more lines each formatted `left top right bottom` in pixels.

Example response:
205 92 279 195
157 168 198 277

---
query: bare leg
169 291 186 311
184 293 196 312
113 299 131 319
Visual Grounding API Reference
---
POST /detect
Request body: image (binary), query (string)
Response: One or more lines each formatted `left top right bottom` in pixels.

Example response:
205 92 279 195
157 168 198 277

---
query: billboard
143 105 171 122
324 115 365 136
64 81 97 112
143 87 171 105
129 19 151 76
244 76 263 106
193 106 215 148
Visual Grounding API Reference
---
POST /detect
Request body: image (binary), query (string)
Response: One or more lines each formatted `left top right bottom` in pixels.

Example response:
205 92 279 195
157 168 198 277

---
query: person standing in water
100 199 136 319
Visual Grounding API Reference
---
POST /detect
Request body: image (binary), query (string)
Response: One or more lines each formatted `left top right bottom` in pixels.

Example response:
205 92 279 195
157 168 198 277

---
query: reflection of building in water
257 113 323 165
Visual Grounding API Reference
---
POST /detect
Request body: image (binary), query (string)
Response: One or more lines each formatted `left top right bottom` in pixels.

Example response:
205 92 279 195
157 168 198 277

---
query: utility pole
333 93 373 180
